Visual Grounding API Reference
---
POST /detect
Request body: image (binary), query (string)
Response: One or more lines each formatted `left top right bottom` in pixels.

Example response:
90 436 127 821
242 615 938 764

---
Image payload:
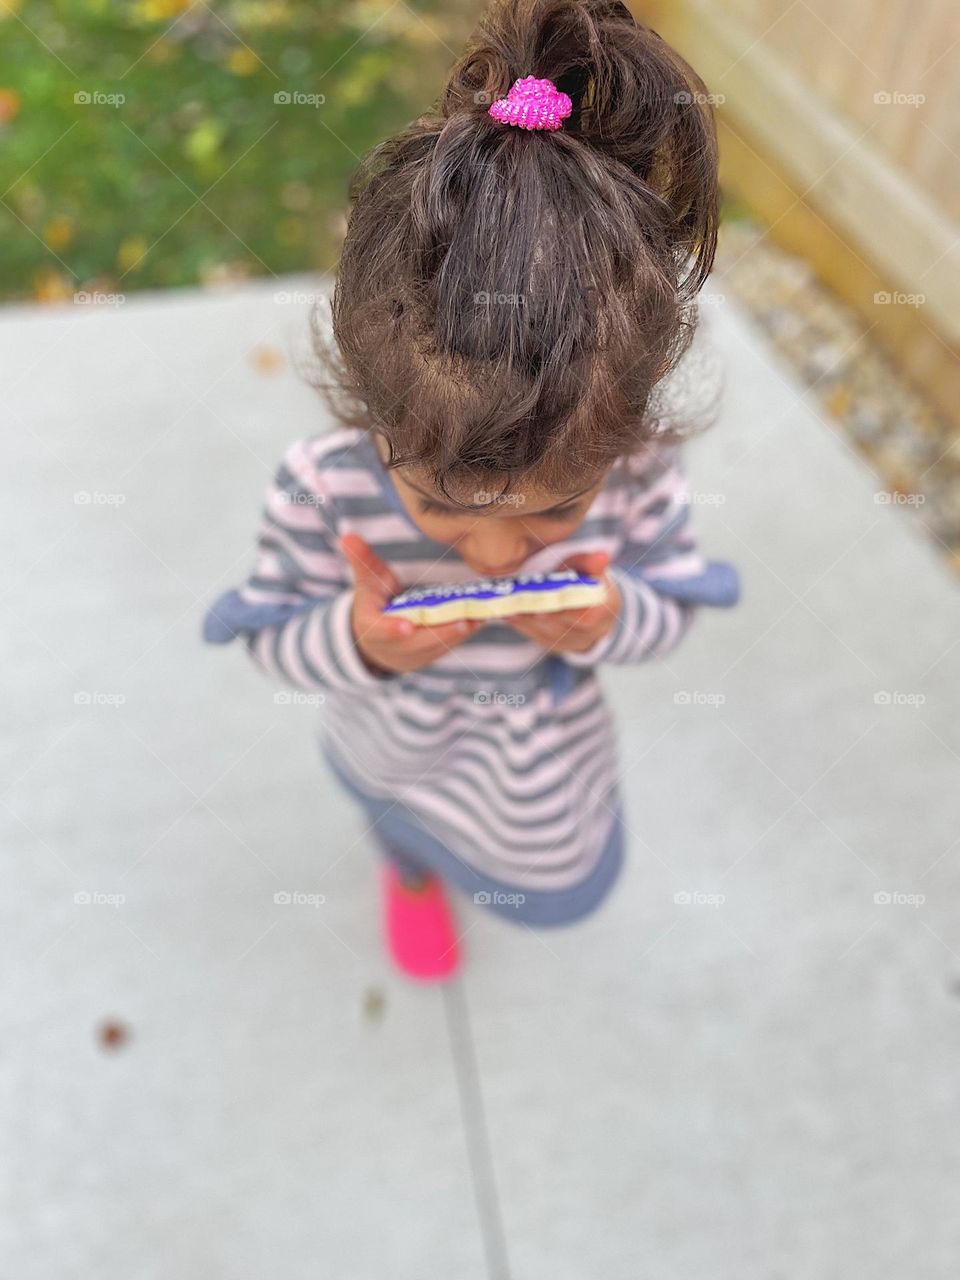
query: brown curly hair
311 0 719 508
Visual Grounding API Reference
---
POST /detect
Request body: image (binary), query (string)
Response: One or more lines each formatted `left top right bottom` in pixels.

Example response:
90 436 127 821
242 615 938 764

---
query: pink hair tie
487 75 572 132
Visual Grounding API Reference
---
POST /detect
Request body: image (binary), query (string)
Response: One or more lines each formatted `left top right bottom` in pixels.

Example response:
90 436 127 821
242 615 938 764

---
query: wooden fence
643 0 960 422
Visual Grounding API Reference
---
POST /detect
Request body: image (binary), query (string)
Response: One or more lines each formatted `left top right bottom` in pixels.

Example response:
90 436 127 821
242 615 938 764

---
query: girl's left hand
500 552 620 654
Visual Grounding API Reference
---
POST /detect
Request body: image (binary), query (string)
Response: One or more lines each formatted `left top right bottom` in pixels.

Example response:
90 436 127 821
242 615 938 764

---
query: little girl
203 0 740 980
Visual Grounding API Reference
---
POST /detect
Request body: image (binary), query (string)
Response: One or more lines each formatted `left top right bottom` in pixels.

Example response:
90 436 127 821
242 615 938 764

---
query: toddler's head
317 0 718 575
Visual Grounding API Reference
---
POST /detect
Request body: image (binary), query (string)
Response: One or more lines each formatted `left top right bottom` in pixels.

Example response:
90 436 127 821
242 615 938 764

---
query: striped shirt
203 427 739 909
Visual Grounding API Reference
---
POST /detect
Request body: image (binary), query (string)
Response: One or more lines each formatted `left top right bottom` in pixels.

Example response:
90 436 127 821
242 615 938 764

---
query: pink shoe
380 862 461 981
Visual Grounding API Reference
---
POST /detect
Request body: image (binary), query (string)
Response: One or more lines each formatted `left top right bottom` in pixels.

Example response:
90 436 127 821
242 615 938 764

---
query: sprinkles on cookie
383 568 606 627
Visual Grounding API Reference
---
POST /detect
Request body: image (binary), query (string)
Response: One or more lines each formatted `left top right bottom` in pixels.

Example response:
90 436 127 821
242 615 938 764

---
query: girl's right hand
339 533 484 676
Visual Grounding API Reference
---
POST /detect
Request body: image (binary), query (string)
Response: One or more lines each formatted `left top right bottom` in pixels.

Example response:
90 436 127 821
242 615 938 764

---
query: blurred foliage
0 0 475 301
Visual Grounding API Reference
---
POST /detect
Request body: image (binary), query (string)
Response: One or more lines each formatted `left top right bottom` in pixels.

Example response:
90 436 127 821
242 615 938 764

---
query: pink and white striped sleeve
563 442 740 668
203 439 392 691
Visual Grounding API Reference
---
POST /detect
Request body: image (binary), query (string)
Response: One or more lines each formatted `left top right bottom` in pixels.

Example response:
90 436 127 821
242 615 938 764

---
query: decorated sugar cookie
383 568 606 627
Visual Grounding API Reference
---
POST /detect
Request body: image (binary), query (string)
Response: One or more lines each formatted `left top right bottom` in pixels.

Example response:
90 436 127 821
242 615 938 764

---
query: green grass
0 0 471 301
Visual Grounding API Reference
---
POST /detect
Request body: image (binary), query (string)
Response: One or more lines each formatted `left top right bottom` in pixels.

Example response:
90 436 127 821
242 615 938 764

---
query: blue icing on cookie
383 569 598 613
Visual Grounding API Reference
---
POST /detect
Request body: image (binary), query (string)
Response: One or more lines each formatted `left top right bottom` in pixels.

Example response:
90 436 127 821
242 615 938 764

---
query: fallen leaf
117 235 149 273
250 343 285 374
226 46 261 76
184 119 224 166
33 269 73 303
0 88 20 123
97 1019 130 1050
362 986 386 1023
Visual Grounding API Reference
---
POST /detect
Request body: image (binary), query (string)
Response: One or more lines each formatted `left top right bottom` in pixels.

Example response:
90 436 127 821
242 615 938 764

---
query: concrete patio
2 275 959 1279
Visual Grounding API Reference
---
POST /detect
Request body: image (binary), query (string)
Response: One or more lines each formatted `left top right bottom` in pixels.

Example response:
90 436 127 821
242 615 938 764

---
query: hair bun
441 0 718 290
322 0 722 500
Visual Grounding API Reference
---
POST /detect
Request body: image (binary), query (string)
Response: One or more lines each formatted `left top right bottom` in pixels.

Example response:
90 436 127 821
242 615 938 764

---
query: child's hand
500 551 620 655
339 533 484 676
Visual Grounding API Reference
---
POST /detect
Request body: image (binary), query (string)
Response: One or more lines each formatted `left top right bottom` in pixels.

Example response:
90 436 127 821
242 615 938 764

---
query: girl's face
375 435 609 577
